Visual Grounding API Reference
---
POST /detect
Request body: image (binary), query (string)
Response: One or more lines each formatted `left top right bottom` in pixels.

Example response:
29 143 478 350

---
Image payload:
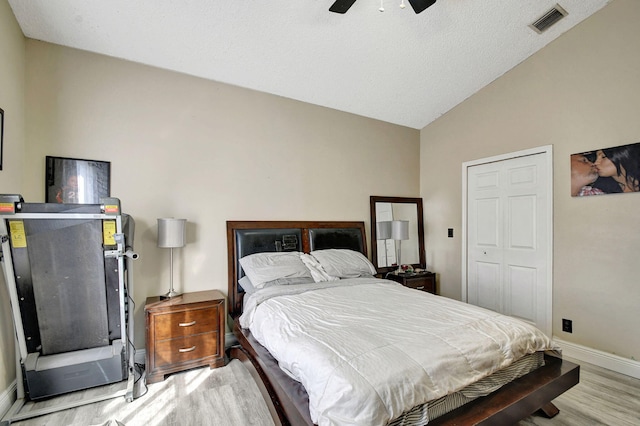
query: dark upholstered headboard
226 221 367 318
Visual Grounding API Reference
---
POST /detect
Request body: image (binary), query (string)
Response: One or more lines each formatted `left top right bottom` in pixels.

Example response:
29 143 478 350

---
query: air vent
530 4 568 34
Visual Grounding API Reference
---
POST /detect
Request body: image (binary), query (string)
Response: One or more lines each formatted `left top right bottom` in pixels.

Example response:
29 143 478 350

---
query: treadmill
0 195 137 424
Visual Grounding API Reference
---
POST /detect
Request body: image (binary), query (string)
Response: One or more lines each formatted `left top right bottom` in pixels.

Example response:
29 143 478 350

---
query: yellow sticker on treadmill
103 220 117 246
9 221 27 248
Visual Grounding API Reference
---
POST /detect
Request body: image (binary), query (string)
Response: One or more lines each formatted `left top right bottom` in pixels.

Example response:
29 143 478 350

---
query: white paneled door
465 148 552 336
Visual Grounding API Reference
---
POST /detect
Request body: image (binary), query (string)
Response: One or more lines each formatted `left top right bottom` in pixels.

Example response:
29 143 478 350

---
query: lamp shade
376 221 392 240
391 220 409 241
157 218 187 248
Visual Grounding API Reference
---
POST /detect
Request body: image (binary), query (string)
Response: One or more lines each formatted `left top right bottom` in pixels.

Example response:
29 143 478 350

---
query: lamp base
160 289 181 299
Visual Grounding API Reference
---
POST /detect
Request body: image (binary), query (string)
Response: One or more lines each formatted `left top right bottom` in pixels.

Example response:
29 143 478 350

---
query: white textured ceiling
8 0 610 129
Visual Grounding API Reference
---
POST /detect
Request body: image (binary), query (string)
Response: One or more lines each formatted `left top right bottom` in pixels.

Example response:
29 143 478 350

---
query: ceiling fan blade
407 0 436 14
330 0 357 14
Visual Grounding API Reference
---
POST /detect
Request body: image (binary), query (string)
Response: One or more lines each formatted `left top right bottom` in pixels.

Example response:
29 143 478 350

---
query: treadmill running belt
27 219 109 355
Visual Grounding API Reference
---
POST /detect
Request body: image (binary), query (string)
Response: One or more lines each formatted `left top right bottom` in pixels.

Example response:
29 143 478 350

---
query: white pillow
238 275 257 294
239 251 312 289
239 274 314 294
300 253 340 282
310 249 377 279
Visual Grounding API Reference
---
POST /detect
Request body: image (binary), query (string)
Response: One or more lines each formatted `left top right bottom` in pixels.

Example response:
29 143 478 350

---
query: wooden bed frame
226 220 580 426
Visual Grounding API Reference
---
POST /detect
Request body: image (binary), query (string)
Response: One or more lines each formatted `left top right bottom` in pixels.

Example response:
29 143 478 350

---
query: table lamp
157 218 187 299
376 221 392 266
391 220 409 269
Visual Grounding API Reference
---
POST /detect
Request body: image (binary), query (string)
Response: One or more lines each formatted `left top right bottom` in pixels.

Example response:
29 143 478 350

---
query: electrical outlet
562 318 572 333
448 228 454 238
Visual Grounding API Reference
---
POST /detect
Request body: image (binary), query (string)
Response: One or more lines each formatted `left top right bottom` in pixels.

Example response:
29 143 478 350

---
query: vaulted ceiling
8 0 610 129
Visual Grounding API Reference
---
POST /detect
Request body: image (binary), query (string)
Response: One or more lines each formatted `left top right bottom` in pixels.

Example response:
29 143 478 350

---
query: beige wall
0 0 26 393
19 41 420 353
421 0 640 361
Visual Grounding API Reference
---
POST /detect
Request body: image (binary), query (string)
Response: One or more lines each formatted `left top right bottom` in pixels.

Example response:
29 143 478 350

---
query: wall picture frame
45 156 111 204
0 108 4 171
571 142 640 197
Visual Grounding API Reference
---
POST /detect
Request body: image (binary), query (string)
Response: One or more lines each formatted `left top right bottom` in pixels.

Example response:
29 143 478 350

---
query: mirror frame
370 196 426 273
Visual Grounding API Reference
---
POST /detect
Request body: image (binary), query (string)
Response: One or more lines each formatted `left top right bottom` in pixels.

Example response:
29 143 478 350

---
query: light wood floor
7 357 640 426
518 358 640 426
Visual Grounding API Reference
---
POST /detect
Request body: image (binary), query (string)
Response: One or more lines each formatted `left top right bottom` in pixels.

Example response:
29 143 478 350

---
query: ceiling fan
330 0 436 14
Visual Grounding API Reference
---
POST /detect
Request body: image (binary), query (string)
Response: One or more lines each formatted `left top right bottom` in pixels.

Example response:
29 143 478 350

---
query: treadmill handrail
0 227 29 360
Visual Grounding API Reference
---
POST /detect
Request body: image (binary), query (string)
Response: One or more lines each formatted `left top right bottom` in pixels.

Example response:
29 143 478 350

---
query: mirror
370 196 425 273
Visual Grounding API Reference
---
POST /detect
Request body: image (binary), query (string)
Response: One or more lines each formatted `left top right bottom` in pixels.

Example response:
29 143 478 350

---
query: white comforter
239 278 554 426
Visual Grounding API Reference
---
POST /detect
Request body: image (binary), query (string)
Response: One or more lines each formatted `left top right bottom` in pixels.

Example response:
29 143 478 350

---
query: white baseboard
226 332 238 348
0 380 17 421
554 338 640 379
134 349 146 365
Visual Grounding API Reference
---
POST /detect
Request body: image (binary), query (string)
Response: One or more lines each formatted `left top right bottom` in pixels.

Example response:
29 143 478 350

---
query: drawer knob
416 286 424 290
179 346 197 353
179 321 197 327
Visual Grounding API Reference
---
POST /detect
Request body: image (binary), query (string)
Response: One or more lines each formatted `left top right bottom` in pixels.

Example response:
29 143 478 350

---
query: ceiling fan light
330 0 436 14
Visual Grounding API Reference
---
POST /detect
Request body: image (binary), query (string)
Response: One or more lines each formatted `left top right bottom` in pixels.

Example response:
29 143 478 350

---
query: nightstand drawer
387 271 437 295
404 277 435 293
154 332 220 367
154 306 219 341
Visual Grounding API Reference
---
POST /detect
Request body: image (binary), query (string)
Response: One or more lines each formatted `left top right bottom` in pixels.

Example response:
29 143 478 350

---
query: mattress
240 278 556 426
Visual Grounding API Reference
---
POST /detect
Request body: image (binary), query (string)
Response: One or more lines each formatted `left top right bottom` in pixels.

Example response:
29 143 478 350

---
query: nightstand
145 290 225 384
386 271 436 294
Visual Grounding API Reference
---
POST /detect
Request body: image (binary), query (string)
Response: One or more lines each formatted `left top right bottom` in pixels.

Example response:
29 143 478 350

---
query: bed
226 220 579 426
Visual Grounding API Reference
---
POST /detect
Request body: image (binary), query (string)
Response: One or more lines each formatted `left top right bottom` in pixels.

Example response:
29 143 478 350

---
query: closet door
466 151 550 335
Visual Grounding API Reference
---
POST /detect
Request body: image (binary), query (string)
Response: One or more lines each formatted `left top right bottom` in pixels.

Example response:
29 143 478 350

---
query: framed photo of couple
571 141 640 197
